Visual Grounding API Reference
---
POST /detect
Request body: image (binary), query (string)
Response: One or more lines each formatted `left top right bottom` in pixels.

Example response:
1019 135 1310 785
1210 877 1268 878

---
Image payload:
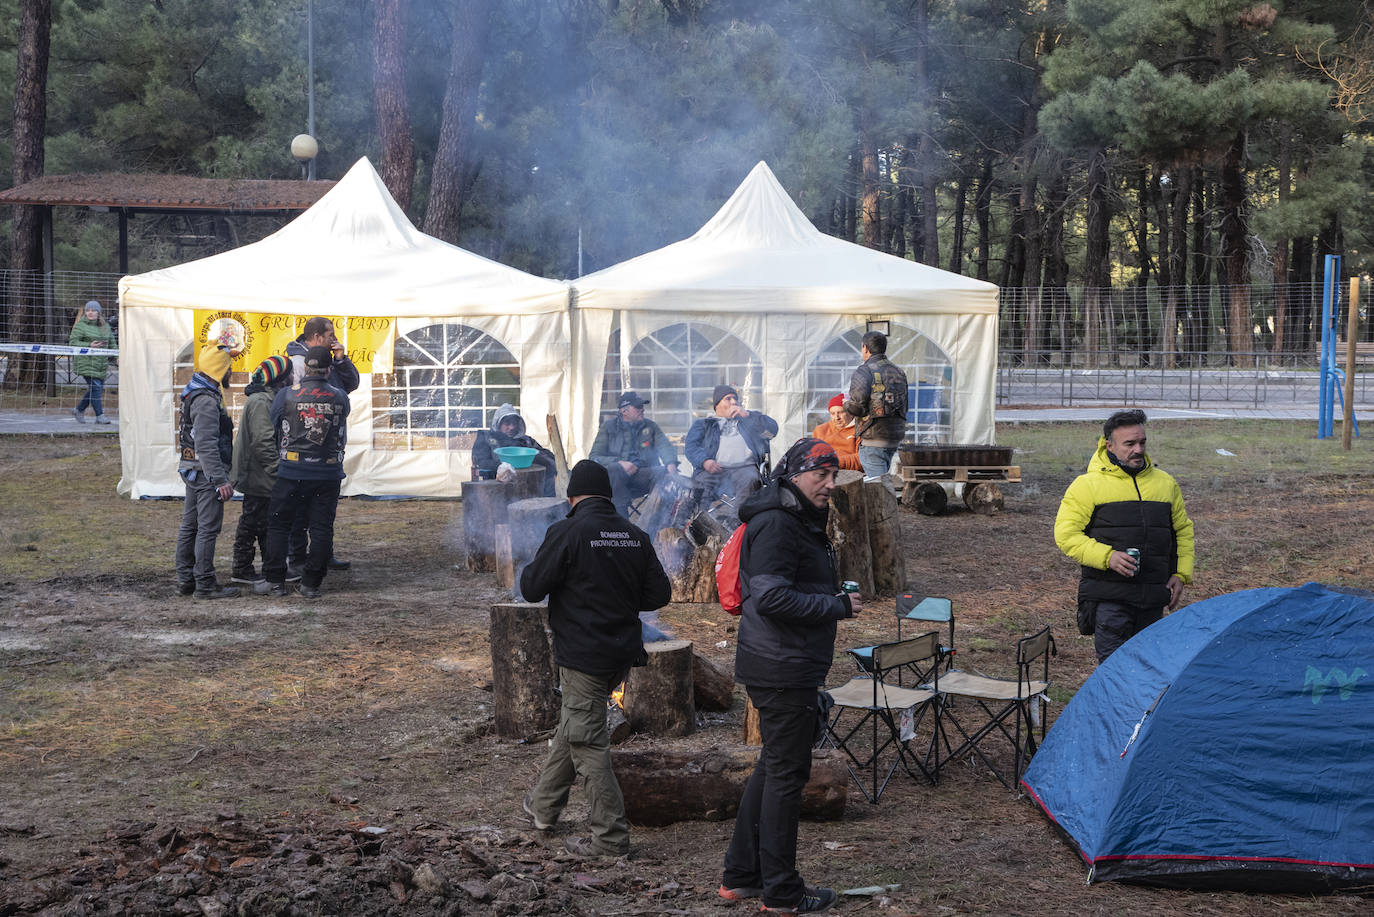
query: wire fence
2 271 1370 418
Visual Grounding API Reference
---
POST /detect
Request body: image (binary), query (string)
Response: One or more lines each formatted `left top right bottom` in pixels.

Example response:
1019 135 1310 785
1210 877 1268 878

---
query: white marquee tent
117 158 570 498
568 161 1000 469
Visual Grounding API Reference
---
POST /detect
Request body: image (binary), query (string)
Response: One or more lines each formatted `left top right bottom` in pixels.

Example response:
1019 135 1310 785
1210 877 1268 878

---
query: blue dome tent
1022 583 1374 892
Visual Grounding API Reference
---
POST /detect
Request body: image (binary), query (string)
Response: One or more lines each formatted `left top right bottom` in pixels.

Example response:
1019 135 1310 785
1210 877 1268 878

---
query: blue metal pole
1319 254 1340 439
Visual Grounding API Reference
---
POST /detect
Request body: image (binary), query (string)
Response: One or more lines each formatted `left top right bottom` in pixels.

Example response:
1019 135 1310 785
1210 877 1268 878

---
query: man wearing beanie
588 390 679 519
684 384 778 508
811 394 861 471
175 343 238 599
228 355 292 585
257 346 350 599
719 437 861 914
519 460 671 858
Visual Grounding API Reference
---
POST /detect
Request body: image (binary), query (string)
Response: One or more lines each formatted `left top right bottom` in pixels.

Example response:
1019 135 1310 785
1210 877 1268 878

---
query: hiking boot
94 414 111 425
71 408 86 424
327 555 351 570
522 793 554 831
177 580 196 597
717 883 764 901
254 581 288 597
297 584 322 599
194 584 241 600
760 887 837 914
563 836 624 858
285 563 303 583
230 568 262 585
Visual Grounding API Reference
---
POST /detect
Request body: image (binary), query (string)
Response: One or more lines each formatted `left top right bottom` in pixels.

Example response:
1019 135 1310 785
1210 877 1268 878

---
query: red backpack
714 523 748 615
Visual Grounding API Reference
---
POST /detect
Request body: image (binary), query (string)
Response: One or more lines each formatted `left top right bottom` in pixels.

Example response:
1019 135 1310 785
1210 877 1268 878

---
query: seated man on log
518 460 672 858
684 384 778 510
588 390 679 518
811 393 862 471
472 403 557 497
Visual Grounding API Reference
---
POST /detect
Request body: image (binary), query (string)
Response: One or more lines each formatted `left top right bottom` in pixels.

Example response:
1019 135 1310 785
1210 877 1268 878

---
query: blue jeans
858 444 896 479
76 376 105 416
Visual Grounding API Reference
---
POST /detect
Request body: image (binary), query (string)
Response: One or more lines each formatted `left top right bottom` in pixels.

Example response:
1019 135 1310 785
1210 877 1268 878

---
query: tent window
807 326 954 443
600 323 764 442
372 323 519 451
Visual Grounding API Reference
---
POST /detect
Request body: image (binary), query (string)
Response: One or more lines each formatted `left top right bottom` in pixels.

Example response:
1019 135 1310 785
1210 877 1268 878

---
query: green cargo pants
527 665 630 854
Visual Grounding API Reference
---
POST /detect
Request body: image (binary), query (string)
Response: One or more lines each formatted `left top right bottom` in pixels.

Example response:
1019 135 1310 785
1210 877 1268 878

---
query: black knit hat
567 459 613 499
712 384 738 407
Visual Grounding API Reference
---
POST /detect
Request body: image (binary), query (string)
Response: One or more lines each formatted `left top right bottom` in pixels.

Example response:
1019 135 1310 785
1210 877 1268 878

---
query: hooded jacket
1054 436 1195 609
519 496 672 677
230 378 279 496
284 336 360 393
472 404 554 478
70 316 116 379
733 477 854 689
177 373 234 485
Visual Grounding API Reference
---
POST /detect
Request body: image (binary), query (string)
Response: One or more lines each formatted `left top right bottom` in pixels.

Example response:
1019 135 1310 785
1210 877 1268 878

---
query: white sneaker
71 408 86 424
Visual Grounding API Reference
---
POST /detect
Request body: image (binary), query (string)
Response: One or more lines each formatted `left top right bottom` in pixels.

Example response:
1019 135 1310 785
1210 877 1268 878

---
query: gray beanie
84 300 102 314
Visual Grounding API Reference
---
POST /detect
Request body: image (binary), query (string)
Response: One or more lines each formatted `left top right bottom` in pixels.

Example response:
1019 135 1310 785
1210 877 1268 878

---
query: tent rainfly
117 158 571 499
568 161 1000 467
1023 583 1374 892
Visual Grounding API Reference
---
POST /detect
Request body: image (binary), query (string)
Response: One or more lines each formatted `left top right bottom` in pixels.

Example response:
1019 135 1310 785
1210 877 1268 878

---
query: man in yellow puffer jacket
1054 409 1194 662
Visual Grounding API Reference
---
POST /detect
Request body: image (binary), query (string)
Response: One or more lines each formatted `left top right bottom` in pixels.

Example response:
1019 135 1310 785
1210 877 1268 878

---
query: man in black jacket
719 437 861 914
519 460 672 858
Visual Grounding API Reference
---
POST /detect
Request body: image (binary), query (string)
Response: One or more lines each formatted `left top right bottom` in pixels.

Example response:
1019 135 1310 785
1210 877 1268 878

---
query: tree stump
689 534 723 603
864 478 904 596
635 471 692 532
508 497 569 595
460 480 510 572
613 747 847 826
826 470 874 596
655 527 699 602
905 481 948 516
963 481 1005 515
494 524 515 591
692 650 735 711
510 465 546 501
489 603 558 739
624 639 695 737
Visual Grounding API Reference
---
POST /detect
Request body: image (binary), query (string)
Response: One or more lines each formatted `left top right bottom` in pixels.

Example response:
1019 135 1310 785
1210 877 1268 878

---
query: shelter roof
0 173 334 213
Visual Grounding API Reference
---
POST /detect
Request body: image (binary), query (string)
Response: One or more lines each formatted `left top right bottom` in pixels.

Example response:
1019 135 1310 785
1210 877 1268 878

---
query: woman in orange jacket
811 394 862 471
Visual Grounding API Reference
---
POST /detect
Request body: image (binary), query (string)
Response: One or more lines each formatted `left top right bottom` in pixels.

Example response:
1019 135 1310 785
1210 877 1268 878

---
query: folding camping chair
822 631 943 803
850 593 955 687
935 626 1055 789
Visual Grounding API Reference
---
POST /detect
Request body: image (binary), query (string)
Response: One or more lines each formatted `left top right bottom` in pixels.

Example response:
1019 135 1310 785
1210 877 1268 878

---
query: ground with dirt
1 423 1371 916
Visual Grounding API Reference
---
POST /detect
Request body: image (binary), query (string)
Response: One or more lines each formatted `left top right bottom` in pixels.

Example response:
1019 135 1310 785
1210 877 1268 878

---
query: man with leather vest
588 390 679 518
845 330 909 481
256 346 350 599
1054 409 1195 662
175 343 239 599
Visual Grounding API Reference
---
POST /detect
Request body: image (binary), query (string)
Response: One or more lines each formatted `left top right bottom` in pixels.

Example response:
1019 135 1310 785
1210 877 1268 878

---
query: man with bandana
1054 409 1194 662
719 437 861 914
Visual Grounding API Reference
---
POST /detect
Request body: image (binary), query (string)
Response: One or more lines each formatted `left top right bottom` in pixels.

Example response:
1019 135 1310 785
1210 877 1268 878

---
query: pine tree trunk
422 0 491 242
947 169 969 275
974 156 993 282
1084 150 1113 367
373 0 415 211
1272 137 1291 353
1220 130 1252 366
859 128 881 250
1189 168 1211 362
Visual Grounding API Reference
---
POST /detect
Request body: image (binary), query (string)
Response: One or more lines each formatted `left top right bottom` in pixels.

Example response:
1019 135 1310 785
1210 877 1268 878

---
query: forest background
5 0 1374 363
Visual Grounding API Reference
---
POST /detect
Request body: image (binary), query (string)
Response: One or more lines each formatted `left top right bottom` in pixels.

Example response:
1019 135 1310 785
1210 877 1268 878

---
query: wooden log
743 696 762 746
691 650 734 711
613 747 848 826
655 527 699 603
906 481 948 516
864 478 904 597
690 534 724 604
460 480 511 572
494 524 515 591
963 481 1005 515
688 508 733 544
508 496 569 574
510 465 545 501
489 603 559 739
624 639 696 737
826 470 875 596
634 471 691 533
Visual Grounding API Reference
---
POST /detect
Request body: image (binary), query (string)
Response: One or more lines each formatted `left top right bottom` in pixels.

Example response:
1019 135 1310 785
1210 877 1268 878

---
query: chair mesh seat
829 676 935 711
937 672 1048 701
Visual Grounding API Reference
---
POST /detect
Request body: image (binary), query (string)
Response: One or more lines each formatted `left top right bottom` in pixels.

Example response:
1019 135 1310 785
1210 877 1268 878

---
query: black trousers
722 685 820 908
606 463 663 516
264 478 341 589
1093 600 1164 662
230 493 271 576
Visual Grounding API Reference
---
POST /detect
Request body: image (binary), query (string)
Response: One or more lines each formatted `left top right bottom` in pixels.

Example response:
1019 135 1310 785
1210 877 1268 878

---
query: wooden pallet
899 465 1021 483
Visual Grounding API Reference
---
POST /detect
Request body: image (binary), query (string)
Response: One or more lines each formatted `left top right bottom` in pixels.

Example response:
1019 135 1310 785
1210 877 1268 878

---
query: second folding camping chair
822 632 943 803
848 592 955 687
935 626 1055 789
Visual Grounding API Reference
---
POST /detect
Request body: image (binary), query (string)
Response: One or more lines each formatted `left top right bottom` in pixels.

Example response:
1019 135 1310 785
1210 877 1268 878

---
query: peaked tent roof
574 161 997 315
1023 583 1374 892
119 157 568 318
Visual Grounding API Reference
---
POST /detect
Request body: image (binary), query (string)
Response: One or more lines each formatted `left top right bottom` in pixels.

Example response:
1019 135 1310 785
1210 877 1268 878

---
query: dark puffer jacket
472 404 555 479
733 477 854 690
519 496 672 678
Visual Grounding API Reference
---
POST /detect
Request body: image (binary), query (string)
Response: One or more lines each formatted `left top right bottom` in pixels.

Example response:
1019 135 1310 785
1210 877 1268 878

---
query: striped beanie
252 354 290 385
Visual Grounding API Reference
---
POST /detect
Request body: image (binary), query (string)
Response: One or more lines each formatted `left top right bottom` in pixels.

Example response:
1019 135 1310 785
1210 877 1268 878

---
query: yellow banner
194 311 396 373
